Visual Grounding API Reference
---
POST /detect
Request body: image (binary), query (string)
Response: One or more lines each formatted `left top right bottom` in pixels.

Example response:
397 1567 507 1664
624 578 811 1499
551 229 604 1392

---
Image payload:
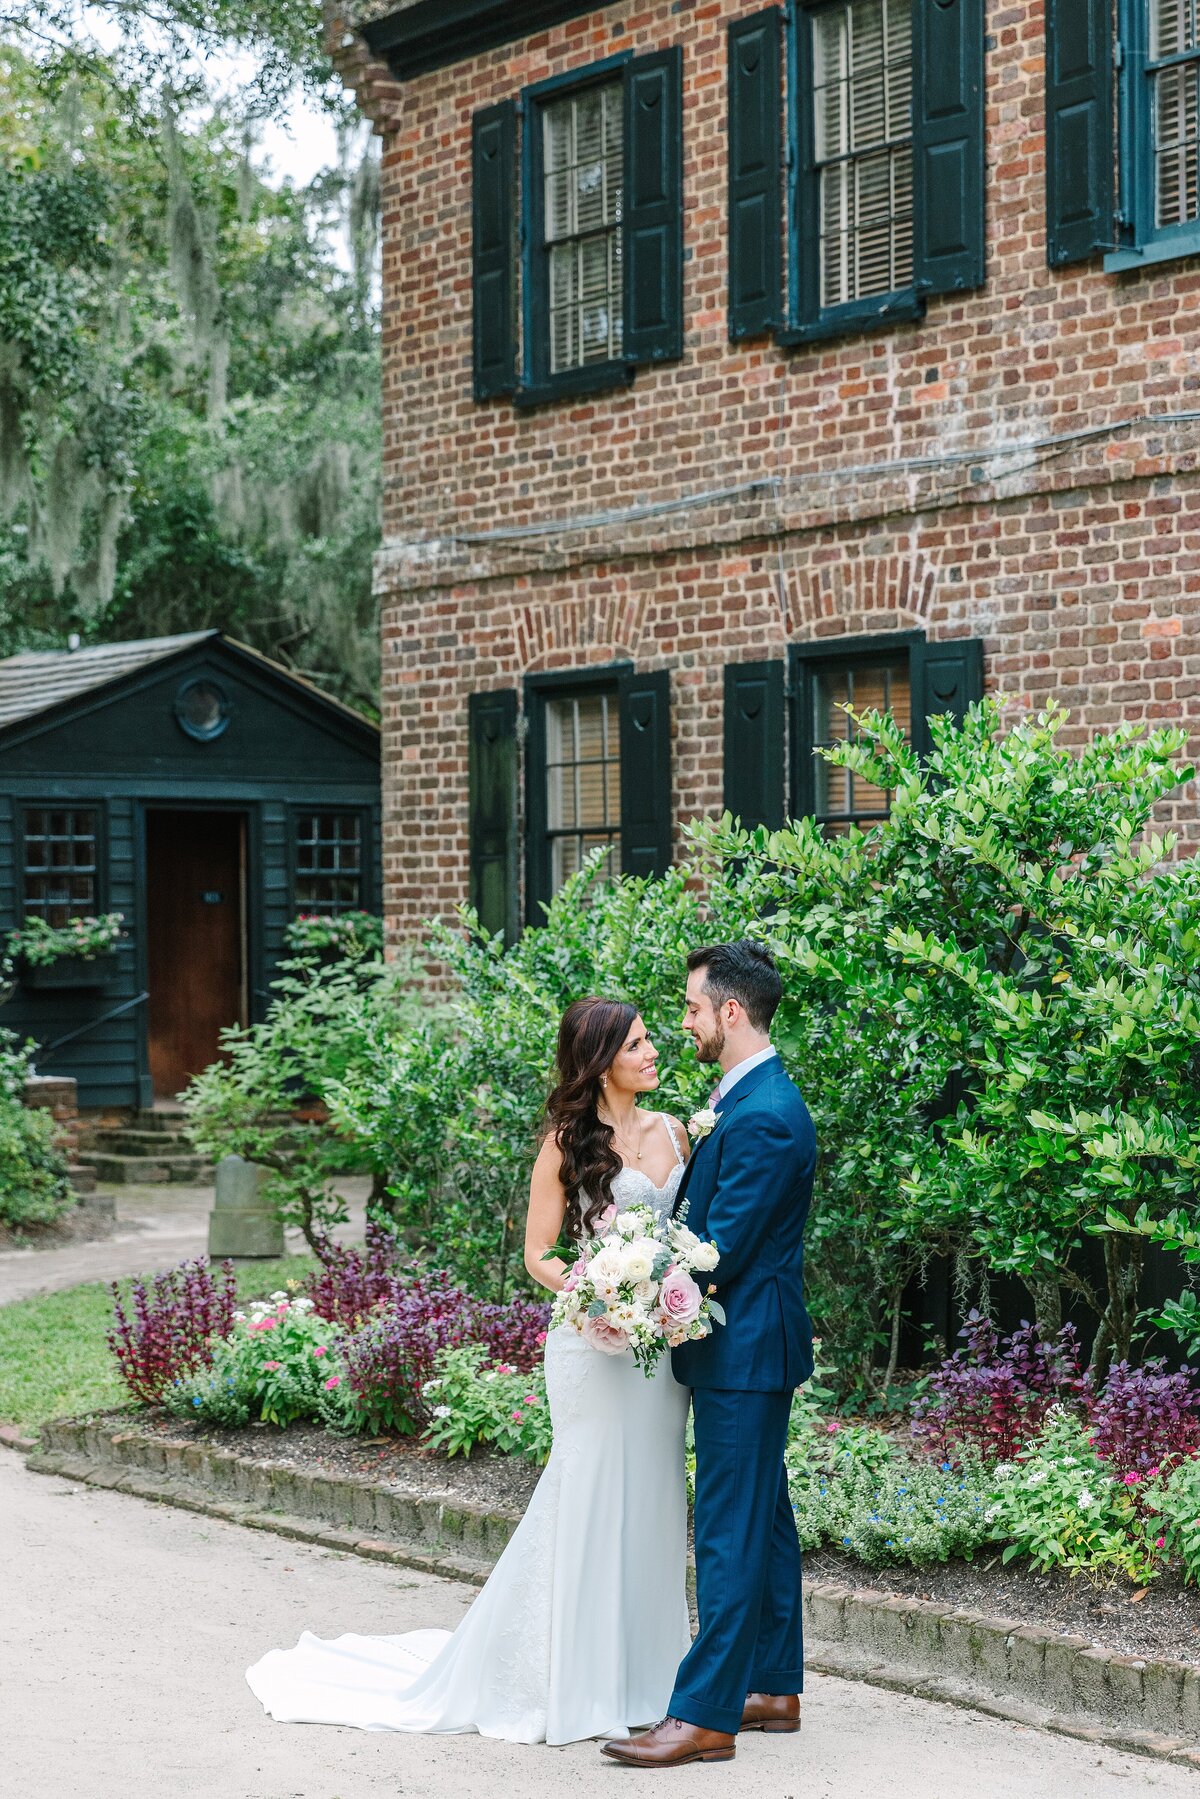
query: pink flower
323 1375 341 1389
595 1203 618 1232
582 1315 631 1356
827 1421 841 1434
312 1346 328 1358
524 1394 540 1405
1156 1536 1166 1549
263 1360 282 1371
1148 1466 1161 1479
1123 1472 1141 1485
659 1266 703 1327
248 1316 277 1333
511 1410 524 1422
276 1300 288 1314
495 1362 515 1375
536 1330 548 1345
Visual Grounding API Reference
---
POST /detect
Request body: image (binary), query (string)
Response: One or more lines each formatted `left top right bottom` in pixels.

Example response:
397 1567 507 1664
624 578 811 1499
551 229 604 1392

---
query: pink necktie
709 1081 722 1107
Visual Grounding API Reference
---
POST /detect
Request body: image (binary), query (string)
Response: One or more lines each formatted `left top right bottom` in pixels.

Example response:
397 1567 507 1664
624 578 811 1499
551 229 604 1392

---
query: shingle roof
0 632 217 729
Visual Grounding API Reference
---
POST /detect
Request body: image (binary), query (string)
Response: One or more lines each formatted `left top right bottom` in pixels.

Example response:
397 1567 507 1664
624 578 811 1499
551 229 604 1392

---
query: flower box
21 950 120 990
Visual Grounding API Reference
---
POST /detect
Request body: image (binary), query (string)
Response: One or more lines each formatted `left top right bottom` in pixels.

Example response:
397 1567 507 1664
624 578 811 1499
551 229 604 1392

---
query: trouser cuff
748 1667 805 1694
669 1691 744 1736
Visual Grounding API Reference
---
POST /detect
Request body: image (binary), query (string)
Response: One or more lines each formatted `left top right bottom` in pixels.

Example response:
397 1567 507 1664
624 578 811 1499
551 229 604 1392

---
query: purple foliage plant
107 1258 237 1404
1088 1360 1200 1485
911 1310 1090 1465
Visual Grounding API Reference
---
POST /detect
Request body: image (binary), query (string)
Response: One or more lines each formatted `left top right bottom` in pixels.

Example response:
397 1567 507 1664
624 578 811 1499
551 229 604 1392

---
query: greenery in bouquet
7 912 124 966
421 1345 553 1465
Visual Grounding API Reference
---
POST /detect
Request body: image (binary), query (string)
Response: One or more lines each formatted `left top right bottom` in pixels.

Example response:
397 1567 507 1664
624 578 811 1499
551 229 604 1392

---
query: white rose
687 1107 720 1138
589 1247 626 1288
633 1279 657 1304
615 1211 643 1238
690 1241 720 1272
620 1238 659 1282
671 1226 700 1253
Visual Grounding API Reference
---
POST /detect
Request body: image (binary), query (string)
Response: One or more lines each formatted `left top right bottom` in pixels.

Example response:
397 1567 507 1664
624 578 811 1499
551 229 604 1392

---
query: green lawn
0 1254 318 1433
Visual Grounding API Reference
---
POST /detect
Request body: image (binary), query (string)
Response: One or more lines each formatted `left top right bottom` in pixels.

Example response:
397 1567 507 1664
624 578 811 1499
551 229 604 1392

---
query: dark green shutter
723 661 784 830
623 48 684 365
728 9 782 341
913 0 985 297
472 101 517 400
468 689 519 942
1045 0 1114 265
911 637 984 756
619 668 672 877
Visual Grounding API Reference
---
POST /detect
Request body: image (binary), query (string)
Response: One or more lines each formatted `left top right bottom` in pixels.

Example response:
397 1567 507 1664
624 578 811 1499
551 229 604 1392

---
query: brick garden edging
23 1415 1200 1770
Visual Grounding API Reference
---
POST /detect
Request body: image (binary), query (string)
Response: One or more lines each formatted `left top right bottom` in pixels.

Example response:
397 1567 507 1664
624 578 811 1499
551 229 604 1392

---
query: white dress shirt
714 1044 778 1103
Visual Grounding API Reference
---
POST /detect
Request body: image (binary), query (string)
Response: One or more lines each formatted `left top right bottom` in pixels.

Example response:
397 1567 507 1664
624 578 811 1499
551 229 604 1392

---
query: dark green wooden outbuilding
0 631 381 1109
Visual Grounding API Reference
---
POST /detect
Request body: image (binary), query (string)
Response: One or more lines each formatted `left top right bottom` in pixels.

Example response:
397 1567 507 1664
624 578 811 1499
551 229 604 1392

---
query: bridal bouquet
549 1201 724 1376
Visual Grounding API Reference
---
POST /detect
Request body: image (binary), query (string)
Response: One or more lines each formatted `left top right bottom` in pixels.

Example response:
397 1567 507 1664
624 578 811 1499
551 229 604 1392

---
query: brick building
334 0 1200 946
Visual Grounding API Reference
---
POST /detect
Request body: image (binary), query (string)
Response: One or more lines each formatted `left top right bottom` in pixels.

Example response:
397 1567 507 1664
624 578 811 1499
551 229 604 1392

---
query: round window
174 678 231 742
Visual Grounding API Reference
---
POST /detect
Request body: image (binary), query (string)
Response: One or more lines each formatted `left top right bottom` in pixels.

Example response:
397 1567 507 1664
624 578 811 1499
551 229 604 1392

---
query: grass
0 1253 318 1433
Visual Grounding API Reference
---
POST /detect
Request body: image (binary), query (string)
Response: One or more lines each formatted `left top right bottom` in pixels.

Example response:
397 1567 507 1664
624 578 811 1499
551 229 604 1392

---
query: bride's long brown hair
543 996 639 1242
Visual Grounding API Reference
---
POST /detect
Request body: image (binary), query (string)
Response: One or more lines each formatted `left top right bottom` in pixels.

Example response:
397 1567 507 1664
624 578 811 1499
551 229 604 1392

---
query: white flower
1077 1488 1095 1509
270 1291 288 1302
1026 1470 1048 1487
589 1247 626 1289
620 1238 659 1283
232 1311 246 1322
633 1279 657 1304
615 1211 643 1238
432 1405 452 1419
687 1107 720 1139
994 1463 1015 1481
291 1297 315 1313
483 1371 498 1382
670 1225 700 1253
984 1506 1000 1523
423 1379 442 1393
689 1241 720 1272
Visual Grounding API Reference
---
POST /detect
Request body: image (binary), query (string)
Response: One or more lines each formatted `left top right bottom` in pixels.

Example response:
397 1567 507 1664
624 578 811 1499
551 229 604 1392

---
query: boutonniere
687 1107 720 1140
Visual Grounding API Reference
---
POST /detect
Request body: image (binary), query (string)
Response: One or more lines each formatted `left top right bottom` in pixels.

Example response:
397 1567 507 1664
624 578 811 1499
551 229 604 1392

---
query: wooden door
146 810 246 1098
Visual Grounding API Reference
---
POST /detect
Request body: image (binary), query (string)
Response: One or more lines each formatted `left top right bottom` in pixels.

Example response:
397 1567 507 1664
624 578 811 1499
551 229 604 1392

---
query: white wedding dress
246 1118 691 1746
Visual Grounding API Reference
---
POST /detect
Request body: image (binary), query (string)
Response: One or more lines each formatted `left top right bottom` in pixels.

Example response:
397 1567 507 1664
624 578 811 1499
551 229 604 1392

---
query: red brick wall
334 0 1200 938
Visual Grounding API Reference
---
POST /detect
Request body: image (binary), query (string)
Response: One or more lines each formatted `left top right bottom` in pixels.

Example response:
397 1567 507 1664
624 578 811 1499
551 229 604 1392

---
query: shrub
787 1424 992 1566
107 1258 237 1403
911 1312 1089 1465
6 911 123 965
309 1221 406 1329
283 911 384 960
421 1345 553 1465
162 1290 342 1429
1088 1359 1200 1482
1144 1455 1200 1584
0 1034 73 1229
983 1408 1159 1583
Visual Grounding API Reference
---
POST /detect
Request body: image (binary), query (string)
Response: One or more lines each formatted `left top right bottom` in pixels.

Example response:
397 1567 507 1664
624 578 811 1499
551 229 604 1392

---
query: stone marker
207 1154 284 1258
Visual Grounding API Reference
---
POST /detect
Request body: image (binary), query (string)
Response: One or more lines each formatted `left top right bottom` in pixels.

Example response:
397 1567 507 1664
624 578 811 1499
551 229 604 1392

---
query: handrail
39 991 149 1061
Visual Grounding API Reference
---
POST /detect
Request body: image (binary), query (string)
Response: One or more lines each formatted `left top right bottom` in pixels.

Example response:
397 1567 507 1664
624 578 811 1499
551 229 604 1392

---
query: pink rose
659 1266 703 1327
583 1315 631 1355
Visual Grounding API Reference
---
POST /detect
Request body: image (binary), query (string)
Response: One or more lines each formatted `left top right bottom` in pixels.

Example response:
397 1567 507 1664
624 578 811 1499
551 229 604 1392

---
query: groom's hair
687 940 782 1032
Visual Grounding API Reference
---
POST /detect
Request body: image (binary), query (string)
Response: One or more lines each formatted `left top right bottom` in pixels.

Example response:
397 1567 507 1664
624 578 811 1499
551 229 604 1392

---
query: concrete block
207 1155 284 1259
1142 1659 1188 1734
1041 1634 1093 1712
1006 1624 1048 1692
1073 1646 1114 1716
1105 1653 1147 1722
806 1585 848 1643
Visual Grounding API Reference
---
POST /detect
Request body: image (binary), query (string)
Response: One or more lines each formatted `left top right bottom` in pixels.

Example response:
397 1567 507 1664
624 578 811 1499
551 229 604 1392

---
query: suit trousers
669 1386 804 1735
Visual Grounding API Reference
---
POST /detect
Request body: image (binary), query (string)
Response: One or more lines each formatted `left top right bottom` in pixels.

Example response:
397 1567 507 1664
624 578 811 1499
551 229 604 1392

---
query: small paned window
813 0 914 308
811 658 911 831
23 809 99 924
544 691 622 891
294 813 363 915
1151 0 1200 228
543 82 625 373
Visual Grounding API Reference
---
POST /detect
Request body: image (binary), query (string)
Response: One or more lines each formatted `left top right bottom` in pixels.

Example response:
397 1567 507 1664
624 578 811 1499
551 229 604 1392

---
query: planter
21 951 120 991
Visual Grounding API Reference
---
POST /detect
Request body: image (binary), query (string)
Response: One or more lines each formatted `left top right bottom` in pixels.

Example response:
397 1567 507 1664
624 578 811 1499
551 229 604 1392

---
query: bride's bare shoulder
647 1111 691 1158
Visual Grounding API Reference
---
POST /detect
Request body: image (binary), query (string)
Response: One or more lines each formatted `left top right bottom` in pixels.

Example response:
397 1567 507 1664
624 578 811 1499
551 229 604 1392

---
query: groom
603 940 815 1769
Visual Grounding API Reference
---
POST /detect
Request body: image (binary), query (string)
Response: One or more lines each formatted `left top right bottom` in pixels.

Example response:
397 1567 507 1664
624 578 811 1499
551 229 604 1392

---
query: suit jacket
670 1054 815 1394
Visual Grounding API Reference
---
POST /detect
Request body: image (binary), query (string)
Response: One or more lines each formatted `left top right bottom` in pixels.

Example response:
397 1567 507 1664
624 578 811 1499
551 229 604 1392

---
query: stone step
76 1150 214 1185
67 1164 98 1196
91 1128 194 1157
130 1108 191 1133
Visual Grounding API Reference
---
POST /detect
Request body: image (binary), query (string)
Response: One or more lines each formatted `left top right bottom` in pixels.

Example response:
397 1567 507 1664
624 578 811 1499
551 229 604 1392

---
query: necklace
604 1108 643 1162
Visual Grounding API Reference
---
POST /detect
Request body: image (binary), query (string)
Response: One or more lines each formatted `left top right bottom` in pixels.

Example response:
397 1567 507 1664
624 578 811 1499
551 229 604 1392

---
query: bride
246 995 692 1745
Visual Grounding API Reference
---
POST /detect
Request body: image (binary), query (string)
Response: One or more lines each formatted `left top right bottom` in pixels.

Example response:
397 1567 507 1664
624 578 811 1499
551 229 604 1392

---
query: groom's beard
694 1021 725 1065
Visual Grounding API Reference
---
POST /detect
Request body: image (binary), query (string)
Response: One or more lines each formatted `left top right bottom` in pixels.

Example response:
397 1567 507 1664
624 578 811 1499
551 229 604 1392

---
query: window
545 689 622 887
542 82 625 373
726 0 984 344
471 50 683 405
787 634 983 824
812 0 914 309
293 812 363 915
1101 0 1200 267
22 809 99 924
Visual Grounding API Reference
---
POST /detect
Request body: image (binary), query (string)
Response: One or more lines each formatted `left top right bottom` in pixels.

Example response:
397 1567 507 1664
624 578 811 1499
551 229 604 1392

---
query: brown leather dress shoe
740 1691 801 1733
601 1717 736 1766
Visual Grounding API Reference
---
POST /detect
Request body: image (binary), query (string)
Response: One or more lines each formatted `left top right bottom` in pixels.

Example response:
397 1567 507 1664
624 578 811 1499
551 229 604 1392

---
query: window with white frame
543 82 625 373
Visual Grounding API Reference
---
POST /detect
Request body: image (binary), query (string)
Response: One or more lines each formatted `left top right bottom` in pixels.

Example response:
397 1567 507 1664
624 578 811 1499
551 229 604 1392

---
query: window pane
815 0 913 308
810 660 910 828
294 812 364 916
23 808 98 926
544 691 621 898
543 81 624 373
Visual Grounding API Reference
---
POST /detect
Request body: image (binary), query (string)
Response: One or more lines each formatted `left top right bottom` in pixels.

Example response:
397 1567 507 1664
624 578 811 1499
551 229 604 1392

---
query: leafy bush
983 1408 1159 1583
911 1311 1089 1465
162 1290 341 1429
1144 1455 1200 1584
0 1034 73 1229
421 1345 553 1465
308 1221 407 1329
107 1258 237 1403
1087 1359 1200 1481
787 1423 992 1566
284 912 384 960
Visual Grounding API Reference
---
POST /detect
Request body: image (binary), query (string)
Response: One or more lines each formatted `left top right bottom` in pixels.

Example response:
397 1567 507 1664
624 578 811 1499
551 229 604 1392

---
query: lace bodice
610 1158 685 1222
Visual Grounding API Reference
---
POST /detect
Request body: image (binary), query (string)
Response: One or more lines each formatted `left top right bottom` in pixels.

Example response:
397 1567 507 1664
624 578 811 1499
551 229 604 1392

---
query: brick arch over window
508 590 649 674
784 549 938 637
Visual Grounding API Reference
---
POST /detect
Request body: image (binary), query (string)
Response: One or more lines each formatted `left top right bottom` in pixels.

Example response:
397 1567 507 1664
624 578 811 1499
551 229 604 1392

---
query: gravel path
0 1178 370 1306
7 1450 1198 1799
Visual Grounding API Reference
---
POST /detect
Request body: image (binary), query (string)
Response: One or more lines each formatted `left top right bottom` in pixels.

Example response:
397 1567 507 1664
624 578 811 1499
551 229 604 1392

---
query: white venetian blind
1152 0 1200 227
542 83 624 373
813 0 913 308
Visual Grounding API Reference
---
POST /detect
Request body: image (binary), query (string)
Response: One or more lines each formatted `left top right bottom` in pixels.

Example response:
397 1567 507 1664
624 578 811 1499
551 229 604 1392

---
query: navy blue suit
669 1052 815 1735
